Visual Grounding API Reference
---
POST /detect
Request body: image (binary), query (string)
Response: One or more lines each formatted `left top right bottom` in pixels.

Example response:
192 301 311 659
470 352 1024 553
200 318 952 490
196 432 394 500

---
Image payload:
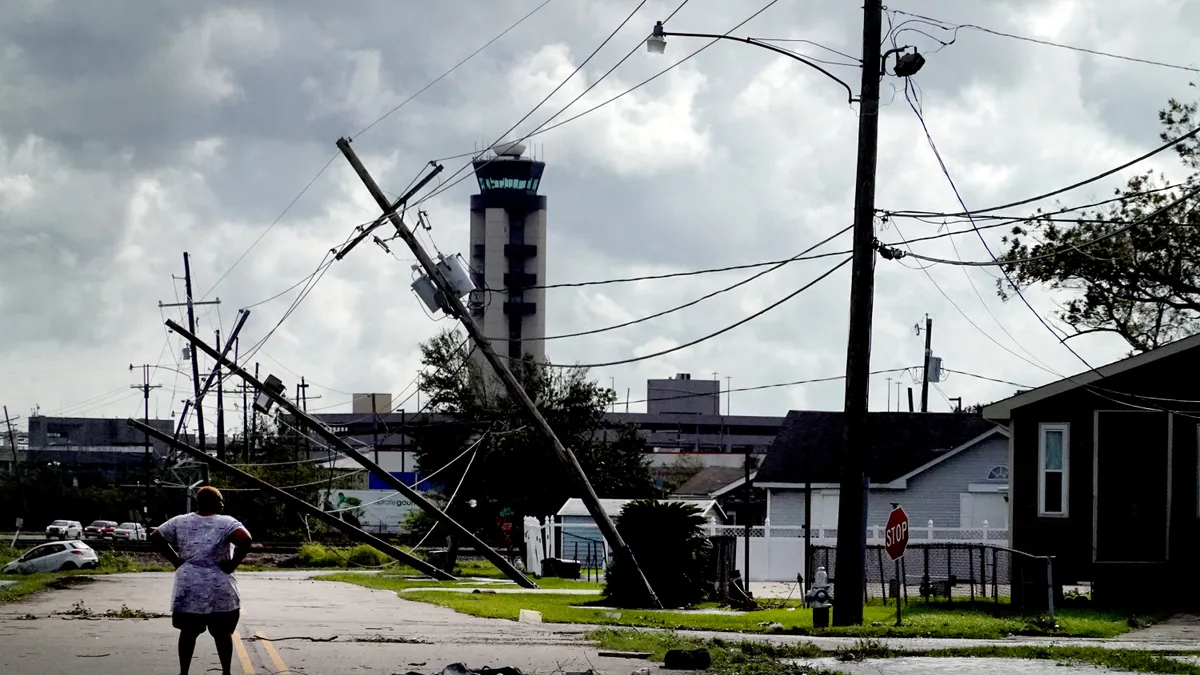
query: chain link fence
809 542 1055 612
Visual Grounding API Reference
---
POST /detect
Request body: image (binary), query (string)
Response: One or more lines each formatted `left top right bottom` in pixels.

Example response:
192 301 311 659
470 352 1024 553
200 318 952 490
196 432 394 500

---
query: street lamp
646 3 922 627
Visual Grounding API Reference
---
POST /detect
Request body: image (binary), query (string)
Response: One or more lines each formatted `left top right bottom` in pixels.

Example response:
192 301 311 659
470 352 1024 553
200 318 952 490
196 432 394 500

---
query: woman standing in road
151 486 253 675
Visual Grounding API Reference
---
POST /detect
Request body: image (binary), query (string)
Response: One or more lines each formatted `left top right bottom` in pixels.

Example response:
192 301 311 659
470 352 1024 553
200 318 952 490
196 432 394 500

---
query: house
983 333 1200 609
756 412 1009 539
672 466 765 525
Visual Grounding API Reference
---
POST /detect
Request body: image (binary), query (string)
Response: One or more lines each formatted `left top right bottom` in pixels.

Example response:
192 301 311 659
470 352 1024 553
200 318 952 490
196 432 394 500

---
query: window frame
1038 423 1070 517
986 465 1010 482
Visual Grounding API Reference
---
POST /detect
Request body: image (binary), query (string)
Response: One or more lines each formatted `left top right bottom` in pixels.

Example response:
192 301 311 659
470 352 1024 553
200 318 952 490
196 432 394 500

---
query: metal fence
809 542 1055 614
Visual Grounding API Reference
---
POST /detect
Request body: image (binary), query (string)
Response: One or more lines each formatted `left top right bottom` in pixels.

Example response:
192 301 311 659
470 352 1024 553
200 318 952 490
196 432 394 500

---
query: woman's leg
177 629 202 675
212 632 233 675
209 610 241 675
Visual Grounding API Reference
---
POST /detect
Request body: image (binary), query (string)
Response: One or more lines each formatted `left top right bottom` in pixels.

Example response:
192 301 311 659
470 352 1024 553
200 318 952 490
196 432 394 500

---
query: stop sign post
884 505 909 626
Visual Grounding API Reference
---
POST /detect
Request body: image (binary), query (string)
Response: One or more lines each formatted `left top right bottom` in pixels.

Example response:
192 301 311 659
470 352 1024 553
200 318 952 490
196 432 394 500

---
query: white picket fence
522 517 1007 583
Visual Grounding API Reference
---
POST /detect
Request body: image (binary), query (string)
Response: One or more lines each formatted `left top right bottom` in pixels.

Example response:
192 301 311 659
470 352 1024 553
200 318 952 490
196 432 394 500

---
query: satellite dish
491 140 526 158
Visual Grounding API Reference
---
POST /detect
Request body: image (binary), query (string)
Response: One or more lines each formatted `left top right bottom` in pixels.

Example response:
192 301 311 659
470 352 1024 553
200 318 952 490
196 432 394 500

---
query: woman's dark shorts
172 609 240 635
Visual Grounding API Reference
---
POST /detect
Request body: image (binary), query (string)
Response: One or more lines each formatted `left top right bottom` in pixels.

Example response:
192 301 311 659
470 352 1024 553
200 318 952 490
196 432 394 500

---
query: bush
296 543 343 568
346 544 387 567
603 500 711 609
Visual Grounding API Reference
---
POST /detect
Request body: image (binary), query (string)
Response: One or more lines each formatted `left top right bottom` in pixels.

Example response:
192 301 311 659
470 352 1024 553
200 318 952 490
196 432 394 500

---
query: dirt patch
47 577 97 590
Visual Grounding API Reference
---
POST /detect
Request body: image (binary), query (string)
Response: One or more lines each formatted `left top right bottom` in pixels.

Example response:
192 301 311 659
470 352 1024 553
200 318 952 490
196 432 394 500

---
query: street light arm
660 30 858 104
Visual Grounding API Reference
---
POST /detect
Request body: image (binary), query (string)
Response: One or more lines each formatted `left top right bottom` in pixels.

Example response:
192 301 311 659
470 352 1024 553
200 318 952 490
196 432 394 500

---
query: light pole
647 3 923 626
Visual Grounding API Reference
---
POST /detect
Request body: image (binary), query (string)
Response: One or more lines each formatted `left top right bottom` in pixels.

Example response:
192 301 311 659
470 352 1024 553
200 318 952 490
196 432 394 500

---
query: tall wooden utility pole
215 330 226 461
918 315 933 413
129 364 162 518
336 138 662 608
833 0 884 627
159 252 220 452
236 338 248 459
3 406 24 518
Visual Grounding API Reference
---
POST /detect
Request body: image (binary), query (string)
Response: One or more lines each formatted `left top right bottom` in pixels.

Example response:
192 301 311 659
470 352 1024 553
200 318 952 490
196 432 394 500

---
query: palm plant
603 499 711 608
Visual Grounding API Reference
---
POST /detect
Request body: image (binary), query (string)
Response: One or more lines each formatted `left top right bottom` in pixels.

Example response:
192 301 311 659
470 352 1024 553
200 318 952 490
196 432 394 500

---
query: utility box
410 253 477 315
927 356 943 383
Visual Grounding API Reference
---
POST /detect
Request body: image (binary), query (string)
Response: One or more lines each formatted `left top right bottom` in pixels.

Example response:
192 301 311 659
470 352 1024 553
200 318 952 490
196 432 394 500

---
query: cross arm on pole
160 300 222 308
127 418 454 580
162 317 540 590
196 309 251 406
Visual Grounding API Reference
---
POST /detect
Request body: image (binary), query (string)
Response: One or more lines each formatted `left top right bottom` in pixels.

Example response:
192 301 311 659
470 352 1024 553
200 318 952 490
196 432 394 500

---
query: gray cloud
0 0 1195 425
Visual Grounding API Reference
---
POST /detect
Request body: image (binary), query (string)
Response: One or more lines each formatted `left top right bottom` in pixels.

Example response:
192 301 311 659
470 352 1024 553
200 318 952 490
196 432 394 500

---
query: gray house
756 412 1009 543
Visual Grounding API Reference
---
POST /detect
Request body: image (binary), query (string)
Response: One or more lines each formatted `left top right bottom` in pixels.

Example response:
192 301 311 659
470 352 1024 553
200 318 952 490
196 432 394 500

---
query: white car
45 520 83 540
2 541 99 574
111 522 146 541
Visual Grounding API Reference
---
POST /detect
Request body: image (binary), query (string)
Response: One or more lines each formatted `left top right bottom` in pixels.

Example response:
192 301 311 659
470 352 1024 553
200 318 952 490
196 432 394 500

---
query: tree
997 91 1200 353
408 329 660 546
209 416 331 541
603 499 711 609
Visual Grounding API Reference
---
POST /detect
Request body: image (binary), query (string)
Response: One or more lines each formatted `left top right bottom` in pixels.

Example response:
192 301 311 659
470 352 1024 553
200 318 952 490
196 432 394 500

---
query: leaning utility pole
128 419 455 580
3 406 24 518
159 252 220 453
918 315 933 413
129 364 162 518
336 138 661 608
163 319 539 590
833 0 884 627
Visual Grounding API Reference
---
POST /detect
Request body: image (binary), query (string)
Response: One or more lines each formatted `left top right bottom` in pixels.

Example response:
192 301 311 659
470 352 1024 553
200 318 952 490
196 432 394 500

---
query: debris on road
663 648 712 670
596 650 651 659
518 609 543 623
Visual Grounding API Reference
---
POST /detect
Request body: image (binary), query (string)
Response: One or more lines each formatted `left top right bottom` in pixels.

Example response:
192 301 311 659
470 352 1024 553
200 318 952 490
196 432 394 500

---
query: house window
1038 423 1069 516
986 465 1009 482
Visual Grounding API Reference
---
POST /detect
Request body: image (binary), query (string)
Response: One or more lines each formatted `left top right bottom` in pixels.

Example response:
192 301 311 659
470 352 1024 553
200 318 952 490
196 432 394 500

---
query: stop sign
884 506 909 561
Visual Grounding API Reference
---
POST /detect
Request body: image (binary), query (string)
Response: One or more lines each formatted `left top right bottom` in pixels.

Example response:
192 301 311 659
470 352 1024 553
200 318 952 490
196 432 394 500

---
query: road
0 571 628 675
2 571 1198 675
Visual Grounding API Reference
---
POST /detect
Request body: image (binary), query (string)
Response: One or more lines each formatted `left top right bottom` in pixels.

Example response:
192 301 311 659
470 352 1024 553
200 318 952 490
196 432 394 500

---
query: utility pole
4 406 25 519
129 364 162 518
726 376 732 415
298 378 310 412
159 252 220 453
251 363 260 455
833 0 883 627
886 377 893 411
337 138 661 608
236 338 248 459
215 330 226 461
918 314 933 413
743 442 752 589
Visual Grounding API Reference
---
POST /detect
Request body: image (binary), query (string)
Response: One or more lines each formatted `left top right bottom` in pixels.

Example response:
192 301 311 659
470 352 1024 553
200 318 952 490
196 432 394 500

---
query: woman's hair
195 486 224 513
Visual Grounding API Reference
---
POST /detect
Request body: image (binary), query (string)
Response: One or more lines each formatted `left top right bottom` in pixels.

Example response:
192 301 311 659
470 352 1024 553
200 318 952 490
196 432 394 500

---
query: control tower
468 141 547 367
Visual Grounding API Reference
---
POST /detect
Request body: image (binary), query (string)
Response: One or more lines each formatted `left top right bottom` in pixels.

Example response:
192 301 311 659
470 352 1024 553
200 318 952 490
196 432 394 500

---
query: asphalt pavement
0 571 637 675
1 571 1198 675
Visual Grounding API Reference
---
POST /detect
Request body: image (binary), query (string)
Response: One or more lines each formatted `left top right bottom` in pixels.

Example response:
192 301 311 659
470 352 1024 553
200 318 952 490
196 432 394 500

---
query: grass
321 571 1142 639
592 629 1200 675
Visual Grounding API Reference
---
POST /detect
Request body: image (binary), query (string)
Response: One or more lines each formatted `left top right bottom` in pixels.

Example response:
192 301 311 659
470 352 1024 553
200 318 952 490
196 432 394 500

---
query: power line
891 8 1200 74
884 123 1200 219
201 153 339 302
551 255 851 369
501 225 852 342
352 0 557 139
413 0 652 208
414 0 784 207
879 183 1200 267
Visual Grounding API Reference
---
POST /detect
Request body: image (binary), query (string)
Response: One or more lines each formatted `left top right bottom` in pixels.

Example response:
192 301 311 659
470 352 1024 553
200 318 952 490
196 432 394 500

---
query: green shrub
346 544 387 567
603 499 711 609
297 543 343 568
97 552 138 573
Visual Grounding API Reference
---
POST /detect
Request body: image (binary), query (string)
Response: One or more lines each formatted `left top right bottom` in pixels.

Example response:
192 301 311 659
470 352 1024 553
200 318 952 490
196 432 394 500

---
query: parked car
1 541 99 574
44 520 83 540
84 520 118 539
111 522 146 541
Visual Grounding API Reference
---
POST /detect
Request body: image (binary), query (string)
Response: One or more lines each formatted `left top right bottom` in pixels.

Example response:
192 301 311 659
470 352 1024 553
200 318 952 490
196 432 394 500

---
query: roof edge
983 332 1200 420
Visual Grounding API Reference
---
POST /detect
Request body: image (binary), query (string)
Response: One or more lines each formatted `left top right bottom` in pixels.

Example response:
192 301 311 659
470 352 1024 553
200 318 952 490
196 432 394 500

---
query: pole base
812 606 830 629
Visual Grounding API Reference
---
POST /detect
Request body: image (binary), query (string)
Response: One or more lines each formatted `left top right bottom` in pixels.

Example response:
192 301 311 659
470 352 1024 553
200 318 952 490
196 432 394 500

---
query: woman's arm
219 527 253 574
149 529 183 569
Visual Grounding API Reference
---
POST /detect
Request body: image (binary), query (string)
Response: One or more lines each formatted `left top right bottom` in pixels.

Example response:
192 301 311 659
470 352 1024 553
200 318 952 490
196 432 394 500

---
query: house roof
755 411 1002 485
982 331 1200 421
556 497 725 521
673 467 748 497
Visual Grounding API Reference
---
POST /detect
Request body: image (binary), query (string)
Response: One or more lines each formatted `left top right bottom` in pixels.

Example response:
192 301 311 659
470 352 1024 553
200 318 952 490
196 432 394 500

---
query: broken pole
336 136 660 607
127 419 454 581
162 318 539 590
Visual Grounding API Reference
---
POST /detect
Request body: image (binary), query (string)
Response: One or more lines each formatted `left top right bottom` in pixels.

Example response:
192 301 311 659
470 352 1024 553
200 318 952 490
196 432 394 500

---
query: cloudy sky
1 0 1196 430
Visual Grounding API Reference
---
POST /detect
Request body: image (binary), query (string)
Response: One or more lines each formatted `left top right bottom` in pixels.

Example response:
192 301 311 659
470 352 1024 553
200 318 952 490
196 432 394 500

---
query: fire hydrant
804 566 834 628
